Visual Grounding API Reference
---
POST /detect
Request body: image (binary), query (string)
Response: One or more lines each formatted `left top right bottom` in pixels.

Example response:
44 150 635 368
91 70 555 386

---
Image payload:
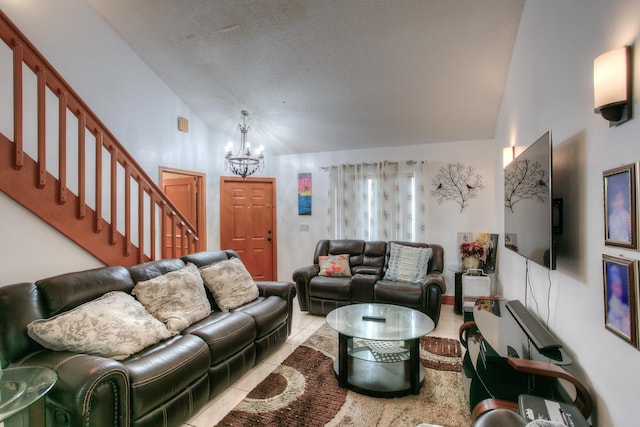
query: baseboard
442 295 454 305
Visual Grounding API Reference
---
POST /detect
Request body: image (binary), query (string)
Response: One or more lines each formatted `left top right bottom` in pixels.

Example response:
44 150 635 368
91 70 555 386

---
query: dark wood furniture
459 298 592 421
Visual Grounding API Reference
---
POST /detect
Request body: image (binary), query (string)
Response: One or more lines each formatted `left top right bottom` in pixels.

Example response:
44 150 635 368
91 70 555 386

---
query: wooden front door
160 167 207 257
220 176 277 280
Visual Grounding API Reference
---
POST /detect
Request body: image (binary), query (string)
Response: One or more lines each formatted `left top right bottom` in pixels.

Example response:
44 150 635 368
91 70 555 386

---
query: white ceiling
85 0 524 155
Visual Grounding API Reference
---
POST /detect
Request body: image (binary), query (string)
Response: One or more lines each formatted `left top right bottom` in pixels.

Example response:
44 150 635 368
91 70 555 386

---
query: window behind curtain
327 161 426 241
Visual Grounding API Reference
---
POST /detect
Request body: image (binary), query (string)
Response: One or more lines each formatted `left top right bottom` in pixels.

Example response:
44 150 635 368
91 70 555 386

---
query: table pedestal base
335 334 425 398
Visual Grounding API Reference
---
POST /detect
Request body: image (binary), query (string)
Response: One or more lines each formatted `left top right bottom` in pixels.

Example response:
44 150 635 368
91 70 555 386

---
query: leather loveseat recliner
0 250 296 427
292 240 445 325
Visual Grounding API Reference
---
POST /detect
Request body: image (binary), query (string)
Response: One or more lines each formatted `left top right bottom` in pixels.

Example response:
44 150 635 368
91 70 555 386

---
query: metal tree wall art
504 159 548 212
431 163 484 212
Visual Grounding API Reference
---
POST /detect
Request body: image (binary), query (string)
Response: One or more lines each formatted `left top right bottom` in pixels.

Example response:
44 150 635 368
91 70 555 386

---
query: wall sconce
177 116 189 132
503 146 515 168
502 145 524 168
594 45 632 126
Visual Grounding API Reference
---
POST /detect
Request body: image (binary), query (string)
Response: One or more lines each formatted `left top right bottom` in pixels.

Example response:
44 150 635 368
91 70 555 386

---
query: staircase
0 10 199 266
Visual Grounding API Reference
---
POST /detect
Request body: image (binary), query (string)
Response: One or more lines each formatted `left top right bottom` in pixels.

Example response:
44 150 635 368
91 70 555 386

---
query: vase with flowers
460 240 486 271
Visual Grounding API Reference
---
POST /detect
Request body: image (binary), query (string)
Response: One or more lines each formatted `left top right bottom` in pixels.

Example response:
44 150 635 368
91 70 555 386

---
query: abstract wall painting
298 173 312 215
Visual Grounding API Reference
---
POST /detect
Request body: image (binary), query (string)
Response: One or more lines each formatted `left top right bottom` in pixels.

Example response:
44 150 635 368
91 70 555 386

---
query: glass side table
0 366 57 427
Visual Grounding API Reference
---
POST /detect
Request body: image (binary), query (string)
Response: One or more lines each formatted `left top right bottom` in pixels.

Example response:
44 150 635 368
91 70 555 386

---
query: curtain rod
320 160 424 171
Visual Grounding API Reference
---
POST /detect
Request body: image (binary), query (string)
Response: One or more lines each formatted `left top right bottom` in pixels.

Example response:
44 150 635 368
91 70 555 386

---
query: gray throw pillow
132 263 212 333
199 258 259 312
27 291 173 360
383 243 432 283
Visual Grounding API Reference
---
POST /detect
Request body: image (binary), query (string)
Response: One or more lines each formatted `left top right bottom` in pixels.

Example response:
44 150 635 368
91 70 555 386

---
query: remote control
362 315 386 322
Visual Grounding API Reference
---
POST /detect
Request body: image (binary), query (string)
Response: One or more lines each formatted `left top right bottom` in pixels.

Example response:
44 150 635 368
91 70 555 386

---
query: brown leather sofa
292 240 446 325
0 250 296 427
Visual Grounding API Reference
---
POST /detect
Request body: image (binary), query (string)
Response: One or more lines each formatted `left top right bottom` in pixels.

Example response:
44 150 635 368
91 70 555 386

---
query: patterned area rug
218 325 471 426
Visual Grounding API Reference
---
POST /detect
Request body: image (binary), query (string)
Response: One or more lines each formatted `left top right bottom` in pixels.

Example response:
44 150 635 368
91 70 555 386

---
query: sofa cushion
184 311 257 364
132 263 211 333
383 242 432 283
127 258 186 284
318 254 352 277
234 296 289 338
309 276 352 300
0 282 47 367
375 280 423 310
27 291 173 360
36 266 135 316
199 258 259 312
124 334 210 419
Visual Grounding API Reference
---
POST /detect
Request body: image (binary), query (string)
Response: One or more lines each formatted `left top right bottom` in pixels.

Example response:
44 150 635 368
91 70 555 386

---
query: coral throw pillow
318 254 352 277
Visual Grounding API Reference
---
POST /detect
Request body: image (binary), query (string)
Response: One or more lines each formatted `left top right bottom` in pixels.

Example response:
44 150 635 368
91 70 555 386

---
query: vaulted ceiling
86 0 524 155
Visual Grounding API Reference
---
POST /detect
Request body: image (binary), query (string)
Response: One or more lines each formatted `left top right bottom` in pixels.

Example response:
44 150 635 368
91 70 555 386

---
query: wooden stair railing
0 10 199 266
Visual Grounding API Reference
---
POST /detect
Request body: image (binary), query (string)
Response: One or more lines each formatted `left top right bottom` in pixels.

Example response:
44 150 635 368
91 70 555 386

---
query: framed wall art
298 173 312 215
603 163 637 249
602 254 638 347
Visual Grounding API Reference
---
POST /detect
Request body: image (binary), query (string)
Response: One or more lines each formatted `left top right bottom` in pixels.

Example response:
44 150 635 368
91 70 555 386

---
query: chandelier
224 110 265 179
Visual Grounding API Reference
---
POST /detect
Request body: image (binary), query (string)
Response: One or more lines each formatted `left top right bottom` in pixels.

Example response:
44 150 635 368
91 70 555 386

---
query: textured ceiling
85 0 524 155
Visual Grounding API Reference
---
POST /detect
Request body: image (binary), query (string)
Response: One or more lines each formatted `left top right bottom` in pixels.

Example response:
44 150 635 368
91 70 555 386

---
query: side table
447 265 494 315
0 366 57 427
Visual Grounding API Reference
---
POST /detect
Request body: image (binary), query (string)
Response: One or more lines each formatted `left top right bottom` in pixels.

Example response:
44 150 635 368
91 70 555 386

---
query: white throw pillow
199 258 259 312
132 263 212 333
383 243 432 283
27 291 173 360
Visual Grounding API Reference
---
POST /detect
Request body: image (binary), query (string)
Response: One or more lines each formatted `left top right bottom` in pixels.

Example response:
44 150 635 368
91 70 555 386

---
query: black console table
460 298 592 420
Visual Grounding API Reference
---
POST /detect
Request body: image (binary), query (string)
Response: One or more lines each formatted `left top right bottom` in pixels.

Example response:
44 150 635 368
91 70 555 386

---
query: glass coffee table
326 303 435 397
1 366 57 425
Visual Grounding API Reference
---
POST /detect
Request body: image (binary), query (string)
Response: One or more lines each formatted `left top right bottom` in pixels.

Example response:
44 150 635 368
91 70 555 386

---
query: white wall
274 139 497 295
0 0 220 284
0 0 496 292
494 1 640 426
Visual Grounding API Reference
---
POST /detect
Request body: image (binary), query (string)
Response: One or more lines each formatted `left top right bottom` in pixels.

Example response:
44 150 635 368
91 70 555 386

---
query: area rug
217 325 471 426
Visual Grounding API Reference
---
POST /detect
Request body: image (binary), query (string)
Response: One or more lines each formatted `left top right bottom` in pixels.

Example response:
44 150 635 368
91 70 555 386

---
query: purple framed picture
603 254 638 347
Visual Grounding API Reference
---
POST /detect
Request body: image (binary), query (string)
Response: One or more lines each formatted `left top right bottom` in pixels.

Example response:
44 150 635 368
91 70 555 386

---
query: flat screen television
504 130 556 270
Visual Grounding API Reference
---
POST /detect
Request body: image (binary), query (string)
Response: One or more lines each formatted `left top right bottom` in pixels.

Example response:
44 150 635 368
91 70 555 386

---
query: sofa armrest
256 281 297 335
418 272 446 326
507 357 592 419
256 281 296 301
351 265 383 276
20 351 129 427
422 271 446 294
292 265 320 311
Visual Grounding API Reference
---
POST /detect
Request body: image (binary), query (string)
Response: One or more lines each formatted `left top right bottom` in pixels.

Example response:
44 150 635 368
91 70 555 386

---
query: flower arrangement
460 240 485 259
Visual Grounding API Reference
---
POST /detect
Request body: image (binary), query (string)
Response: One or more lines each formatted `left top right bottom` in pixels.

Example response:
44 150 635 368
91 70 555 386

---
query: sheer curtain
327 161 427 241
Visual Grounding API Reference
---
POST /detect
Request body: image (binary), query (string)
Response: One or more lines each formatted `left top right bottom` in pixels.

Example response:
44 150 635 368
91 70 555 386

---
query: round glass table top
326 303 435 341
0 366 57 421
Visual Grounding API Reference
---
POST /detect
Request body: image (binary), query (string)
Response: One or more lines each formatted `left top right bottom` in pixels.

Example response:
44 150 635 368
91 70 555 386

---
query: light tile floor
183 301 463 427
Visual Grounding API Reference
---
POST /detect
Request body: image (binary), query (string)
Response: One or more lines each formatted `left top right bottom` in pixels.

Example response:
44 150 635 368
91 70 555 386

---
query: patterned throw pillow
132 263 212 333
383 243 432 283
318 254 352 277
27 291 173 360
199 258 260 312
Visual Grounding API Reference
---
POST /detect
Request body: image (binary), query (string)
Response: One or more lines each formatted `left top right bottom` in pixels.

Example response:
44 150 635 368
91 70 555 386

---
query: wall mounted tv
504 130 557 270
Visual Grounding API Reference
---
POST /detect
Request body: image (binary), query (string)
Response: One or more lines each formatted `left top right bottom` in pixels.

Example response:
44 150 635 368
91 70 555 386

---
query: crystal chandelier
224 110 265 179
